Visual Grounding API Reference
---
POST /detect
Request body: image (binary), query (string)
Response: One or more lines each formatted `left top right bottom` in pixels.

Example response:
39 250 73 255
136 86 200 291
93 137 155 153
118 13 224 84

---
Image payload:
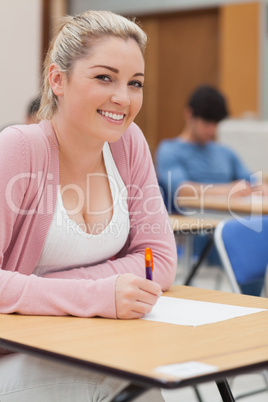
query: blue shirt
156 138 251 210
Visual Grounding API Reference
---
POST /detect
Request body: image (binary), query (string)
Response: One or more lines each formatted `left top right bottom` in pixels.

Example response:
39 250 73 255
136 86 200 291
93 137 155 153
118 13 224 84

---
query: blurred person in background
25 95 41 124
156 85 268 295
156 85 257 207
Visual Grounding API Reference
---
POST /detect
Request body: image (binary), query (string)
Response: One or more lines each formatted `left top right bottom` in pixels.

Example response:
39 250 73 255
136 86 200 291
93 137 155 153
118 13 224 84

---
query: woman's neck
51 116 105 175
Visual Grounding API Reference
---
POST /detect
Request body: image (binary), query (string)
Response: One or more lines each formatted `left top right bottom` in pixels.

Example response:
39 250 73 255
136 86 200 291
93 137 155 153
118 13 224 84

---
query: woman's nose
111 85 130 106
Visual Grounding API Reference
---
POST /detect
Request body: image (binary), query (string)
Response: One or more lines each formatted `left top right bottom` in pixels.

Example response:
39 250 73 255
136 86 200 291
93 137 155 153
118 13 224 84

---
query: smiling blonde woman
0 9 176 402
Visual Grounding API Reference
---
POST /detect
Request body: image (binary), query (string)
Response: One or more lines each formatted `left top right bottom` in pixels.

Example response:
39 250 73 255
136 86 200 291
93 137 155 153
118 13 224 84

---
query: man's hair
187 85 229 122
27 96 41 117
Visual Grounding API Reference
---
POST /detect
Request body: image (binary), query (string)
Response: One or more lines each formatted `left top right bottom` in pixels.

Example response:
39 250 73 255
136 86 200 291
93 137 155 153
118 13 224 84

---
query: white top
34 142 130 276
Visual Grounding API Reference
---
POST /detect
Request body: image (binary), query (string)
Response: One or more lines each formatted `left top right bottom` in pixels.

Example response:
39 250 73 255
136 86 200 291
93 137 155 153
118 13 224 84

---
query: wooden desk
0 286 267 402
177 195 268 216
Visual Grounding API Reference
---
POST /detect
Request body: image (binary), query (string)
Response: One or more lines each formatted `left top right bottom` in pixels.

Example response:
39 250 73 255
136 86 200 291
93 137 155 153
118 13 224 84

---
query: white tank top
33 142 129 276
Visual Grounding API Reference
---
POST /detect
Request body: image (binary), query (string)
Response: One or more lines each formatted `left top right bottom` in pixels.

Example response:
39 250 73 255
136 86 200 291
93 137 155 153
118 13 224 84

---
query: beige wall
0 0 42 129
68 0 260 16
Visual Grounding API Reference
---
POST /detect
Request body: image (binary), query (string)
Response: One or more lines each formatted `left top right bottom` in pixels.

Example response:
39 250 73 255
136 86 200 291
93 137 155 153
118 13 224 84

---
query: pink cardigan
0 120 177 319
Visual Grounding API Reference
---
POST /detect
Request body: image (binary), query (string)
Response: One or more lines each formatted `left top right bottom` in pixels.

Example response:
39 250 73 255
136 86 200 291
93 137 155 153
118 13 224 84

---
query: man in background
156 85 254 209
25 95 41 124
156 85 267 295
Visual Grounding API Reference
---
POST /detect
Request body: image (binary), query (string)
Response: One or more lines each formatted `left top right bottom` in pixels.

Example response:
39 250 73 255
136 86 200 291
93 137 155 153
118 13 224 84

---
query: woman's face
55 36 145 144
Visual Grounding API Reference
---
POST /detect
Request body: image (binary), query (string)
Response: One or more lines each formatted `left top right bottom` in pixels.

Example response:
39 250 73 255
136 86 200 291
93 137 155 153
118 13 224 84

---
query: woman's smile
97 109 125 122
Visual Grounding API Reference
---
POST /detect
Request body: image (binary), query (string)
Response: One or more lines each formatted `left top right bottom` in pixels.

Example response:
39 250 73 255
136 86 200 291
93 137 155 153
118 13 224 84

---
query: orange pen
145 247 154 280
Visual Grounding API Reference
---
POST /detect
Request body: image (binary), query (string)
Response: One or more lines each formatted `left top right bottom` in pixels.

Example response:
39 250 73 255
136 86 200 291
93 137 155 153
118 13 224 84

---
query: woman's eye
129 80 144 88
96 75 111 82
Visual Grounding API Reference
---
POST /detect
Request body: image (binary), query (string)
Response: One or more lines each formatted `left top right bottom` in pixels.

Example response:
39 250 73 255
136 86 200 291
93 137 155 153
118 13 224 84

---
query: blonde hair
38 10 147 120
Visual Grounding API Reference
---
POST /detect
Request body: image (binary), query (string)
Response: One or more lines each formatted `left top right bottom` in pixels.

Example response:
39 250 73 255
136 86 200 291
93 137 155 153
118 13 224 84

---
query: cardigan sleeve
43 124 177 291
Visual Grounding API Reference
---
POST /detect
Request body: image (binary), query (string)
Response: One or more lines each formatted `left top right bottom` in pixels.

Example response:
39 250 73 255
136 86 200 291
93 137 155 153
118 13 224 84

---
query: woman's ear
48 64 65 96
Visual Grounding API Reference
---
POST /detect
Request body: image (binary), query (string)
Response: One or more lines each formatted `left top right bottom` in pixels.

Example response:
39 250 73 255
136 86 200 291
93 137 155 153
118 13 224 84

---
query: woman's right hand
115 273 162 319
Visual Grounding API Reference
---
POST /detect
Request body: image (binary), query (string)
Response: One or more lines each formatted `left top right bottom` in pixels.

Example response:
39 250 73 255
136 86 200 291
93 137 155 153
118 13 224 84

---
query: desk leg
183 235 214 286
111 383 151 402
193 385 204 402
175 232 193 282
182 235 194 279
216 379 235 402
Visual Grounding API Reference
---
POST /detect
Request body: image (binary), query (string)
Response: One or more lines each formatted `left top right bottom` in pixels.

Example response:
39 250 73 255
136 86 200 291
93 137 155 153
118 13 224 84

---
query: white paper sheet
141 296 266 326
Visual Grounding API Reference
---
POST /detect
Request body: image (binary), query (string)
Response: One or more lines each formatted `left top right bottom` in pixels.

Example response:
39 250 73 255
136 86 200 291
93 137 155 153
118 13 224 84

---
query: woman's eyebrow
89 65 119 73
133 72 144 77
89 65 144 77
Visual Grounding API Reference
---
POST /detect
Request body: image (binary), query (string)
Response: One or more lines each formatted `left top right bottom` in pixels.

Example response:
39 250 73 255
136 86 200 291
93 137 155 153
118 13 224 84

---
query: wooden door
134 8 219 156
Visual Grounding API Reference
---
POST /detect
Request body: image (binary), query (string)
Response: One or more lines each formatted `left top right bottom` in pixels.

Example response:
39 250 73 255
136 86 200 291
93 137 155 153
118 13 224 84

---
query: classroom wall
0 0 42 129
259 0 268 119
1 0 267 131
67 0 258 16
